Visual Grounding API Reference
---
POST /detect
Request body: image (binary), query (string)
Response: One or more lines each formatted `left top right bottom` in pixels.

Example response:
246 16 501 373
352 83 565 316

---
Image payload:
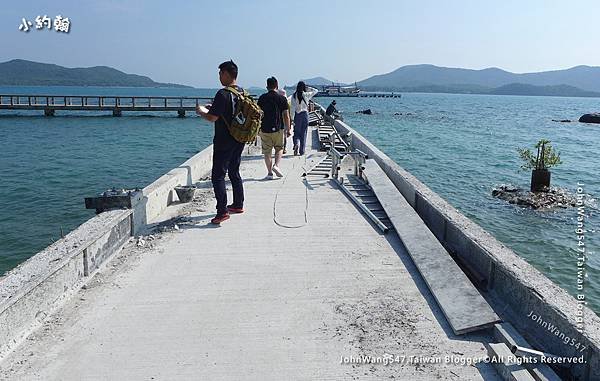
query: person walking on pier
276 88 291 154
291 81 319 156
258 77 291 179
196 60 245 224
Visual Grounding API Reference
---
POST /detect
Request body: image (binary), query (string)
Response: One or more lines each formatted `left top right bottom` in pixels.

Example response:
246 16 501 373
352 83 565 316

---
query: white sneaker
266 173 274 180
272 165 284 177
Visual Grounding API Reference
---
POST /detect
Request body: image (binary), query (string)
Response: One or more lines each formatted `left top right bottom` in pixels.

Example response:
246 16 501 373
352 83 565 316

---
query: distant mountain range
0 59 191 88
354 64 600 97
3 59 600 97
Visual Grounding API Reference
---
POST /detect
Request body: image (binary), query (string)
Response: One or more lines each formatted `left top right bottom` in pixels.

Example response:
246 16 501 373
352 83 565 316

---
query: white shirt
289 86 319 115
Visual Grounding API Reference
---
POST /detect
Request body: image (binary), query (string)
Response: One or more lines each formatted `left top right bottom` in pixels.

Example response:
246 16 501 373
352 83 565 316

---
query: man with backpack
196 60 258 225
257 77 291 179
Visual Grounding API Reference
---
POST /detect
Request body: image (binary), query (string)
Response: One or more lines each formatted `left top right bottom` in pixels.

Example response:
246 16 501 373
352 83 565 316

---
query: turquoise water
0 87 598 314
334 93 599 313
0 86 215 273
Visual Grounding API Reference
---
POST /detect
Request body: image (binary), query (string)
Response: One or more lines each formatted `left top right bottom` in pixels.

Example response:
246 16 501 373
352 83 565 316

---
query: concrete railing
322 110 600 380
0 209 132 359
132 145 213 234
0 144 215 360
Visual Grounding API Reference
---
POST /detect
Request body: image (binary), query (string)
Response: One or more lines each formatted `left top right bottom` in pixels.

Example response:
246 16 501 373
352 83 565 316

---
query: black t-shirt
326 103 337 116
257 90 289 133
208 86 242 150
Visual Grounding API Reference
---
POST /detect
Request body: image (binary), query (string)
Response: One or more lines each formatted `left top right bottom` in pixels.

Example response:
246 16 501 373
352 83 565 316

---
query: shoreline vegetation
291 83 600 98
355 83 600 98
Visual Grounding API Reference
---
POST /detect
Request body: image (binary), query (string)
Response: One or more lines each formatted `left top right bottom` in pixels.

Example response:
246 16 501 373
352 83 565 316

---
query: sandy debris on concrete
322 285 491 380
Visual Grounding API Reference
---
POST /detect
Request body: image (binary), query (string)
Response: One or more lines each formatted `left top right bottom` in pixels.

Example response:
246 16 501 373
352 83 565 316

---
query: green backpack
223 86 263 144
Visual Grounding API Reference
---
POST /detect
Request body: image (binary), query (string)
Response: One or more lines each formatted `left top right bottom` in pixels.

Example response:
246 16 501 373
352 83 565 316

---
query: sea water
0 86 215 272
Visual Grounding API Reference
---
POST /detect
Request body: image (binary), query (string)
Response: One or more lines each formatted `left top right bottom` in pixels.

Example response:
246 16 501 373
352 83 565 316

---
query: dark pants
211 142 245 215
293 111 309 155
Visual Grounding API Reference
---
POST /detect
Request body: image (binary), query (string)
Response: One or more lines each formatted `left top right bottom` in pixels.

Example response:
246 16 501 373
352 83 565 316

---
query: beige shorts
260 130 284 155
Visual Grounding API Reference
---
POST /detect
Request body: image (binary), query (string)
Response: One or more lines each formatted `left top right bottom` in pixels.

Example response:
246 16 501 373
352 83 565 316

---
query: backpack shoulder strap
224 86 247 98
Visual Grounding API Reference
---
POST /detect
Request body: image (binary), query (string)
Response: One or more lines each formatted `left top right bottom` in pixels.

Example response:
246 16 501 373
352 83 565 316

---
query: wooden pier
0 95 213 117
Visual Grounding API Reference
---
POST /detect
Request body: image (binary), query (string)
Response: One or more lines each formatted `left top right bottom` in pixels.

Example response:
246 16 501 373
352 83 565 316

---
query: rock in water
491 185 519 197
579 113 600 124
492 185 578 210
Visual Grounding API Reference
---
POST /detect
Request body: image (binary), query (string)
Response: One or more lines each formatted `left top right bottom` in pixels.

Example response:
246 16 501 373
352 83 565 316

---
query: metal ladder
304 122 393 233
317 123 348 152
330 147 393 233
304 129 348 177
303 155 334 178
342 174 394 232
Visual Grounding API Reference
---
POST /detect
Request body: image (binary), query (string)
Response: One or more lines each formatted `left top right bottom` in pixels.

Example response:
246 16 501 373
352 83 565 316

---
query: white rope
272 155 309 228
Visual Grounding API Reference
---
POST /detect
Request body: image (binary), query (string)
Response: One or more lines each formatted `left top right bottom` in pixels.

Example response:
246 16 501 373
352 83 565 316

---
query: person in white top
290 81 319 155
277 88 291 154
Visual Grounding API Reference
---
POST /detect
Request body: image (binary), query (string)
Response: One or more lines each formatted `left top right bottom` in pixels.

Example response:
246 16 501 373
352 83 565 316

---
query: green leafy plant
517 139 562 171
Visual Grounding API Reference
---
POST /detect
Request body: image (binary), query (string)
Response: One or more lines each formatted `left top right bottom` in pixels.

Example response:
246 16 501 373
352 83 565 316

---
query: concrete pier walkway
0 135 501 380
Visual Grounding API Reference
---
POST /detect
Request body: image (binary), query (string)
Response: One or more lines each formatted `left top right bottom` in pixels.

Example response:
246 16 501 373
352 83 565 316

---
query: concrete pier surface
0 138 501 380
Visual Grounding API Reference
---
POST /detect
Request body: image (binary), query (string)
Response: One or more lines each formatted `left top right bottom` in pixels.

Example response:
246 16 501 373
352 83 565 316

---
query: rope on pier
272 155 309 228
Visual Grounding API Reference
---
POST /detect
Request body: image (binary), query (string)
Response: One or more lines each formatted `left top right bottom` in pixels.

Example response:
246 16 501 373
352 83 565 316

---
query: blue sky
2 0 598 88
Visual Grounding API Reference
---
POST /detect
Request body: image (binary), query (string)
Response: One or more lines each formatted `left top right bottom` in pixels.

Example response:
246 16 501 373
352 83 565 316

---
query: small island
492 139 577 209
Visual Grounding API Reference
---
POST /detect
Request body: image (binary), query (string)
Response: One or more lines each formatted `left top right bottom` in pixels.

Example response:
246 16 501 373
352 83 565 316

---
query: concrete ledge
495 323 532 350
494 323 562 381
133 145 213 234
323 110 600 380
487 342 536 381
364 159 499 334
0 209 132 359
